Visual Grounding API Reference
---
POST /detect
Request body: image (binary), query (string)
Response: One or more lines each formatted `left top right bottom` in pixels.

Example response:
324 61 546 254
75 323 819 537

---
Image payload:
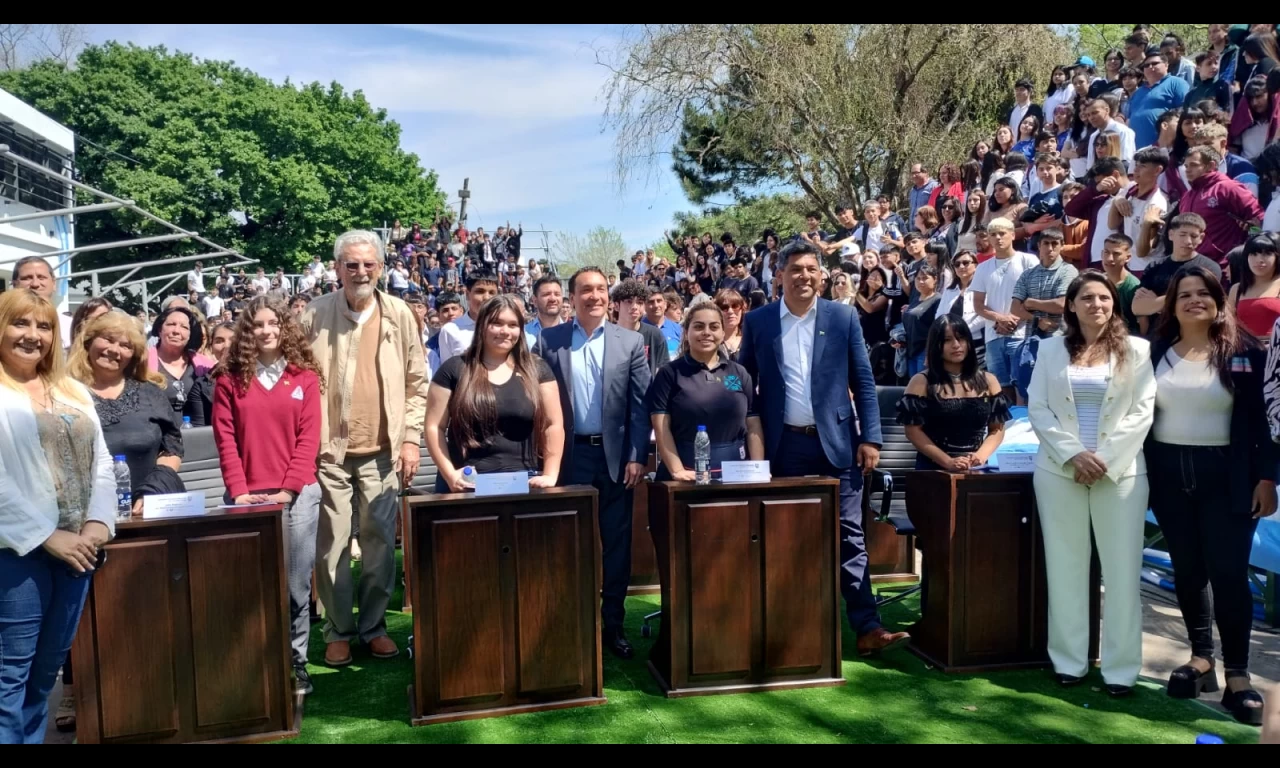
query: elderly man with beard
300 230 428 667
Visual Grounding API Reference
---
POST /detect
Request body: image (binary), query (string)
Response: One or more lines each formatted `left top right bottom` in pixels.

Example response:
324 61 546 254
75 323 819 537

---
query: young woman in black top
647 303 764 481
897 314 1010 471
424 294 564 492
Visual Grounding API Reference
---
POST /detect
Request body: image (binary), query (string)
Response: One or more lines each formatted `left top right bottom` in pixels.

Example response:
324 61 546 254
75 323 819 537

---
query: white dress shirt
256 357 288 391
438 313 536 364
779 298 818 427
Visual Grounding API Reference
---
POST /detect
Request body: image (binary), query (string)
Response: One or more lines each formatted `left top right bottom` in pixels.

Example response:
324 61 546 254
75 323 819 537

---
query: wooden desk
405 486 605 724
72 507 298 744
907 471 1099 673
647 478 846 697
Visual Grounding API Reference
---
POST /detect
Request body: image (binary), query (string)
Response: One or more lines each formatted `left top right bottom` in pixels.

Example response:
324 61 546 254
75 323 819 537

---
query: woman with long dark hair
1011 113 1044 158
1229 234 1280 341
993 125 1015 156
1237 32 1280 93
969 138 991 164
983 177 1027 227
148 306 215 426
1150 266 1274 724
1160 106 1209 204
424 294 564 492
856 267 890 348
898 315 1008 471
212 294 324 696
1043 66 1074 124
956 189 987 254
902 265 942 377
931 198 961 257
1028 272 1155 698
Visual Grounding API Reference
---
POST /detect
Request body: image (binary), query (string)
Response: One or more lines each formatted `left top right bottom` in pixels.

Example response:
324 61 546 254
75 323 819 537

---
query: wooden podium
72 507 298 744
647 478 846 697
906 471 1099 673
405 486 605 724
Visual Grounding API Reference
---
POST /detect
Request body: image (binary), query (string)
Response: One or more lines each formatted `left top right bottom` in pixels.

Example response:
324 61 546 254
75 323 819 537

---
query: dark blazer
538 321 653 484
1149 342 1279 516
739 298 882 478
1005 102 1045 132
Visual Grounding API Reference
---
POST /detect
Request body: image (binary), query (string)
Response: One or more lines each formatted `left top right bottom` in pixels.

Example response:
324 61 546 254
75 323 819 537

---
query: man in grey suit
538 266 652 659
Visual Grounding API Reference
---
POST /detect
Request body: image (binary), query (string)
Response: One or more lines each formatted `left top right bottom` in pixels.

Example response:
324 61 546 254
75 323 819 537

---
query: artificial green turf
283 557 1258 744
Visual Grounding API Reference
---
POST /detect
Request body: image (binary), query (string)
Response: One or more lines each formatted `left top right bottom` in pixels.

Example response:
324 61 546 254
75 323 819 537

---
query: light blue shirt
571 320 606 436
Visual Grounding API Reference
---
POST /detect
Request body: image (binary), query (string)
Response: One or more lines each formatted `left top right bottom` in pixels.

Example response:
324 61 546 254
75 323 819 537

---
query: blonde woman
0 290 116 743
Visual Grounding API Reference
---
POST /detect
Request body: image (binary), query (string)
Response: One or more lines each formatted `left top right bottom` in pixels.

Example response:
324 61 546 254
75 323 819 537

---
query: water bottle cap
183 416 191 423
1195 735 1224 745
114 455 127 462
697 425 707 431
462 466 473 476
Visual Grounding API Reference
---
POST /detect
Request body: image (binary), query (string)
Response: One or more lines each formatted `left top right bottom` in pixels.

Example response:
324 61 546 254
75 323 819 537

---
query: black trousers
1147 441 1259 671
569 443 633 633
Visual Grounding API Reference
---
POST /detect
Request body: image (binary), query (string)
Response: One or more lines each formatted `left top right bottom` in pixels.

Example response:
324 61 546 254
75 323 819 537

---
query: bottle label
117 489 132 507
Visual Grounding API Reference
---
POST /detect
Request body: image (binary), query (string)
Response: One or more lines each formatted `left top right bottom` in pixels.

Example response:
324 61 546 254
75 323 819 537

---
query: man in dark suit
739 240 909 656
539 267 652 659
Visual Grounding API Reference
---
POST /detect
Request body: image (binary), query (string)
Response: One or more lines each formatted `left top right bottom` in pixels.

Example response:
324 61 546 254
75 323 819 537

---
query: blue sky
87 24 689 252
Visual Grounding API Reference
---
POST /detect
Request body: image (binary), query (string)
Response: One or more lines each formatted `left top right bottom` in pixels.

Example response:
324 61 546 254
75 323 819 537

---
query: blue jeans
0 547 93 744
985 335 1021 387
1016 335 1043 401
907 351 927 378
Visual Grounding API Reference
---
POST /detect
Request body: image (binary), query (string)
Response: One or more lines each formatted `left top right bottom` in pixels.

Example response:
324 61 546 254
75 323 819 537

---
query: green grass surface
284 559 1257 744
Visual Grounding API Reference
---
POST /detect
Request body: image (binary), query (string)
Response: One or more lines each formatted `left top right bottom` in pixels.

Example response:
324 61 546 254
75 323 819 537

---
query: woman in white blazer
1027 271 1156 698
0 290 116 743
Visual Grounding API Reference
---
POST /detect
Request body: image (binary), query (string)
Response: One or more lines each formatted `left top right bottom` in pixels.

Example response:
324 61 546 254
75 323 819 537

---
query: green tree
1068 24 1209 63
666 194 808 251
552 226 628 275
0 42 444 285
603 25 1069 221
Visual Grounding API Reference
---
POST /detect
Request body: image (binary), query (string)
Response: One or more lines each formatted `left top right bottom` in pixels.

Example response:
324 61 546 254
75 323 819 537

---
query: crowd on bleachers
8 22 1280 745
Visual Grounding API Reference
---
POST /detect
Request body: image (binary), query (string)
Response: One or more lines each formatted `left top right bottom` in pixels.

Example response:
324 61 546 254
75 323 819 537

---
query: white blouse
0 382 116 555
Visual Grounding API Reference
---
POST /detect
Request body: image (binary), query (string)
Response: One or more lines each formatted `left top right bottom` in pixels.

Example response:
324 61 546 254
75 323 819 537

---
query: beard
349 280 375 300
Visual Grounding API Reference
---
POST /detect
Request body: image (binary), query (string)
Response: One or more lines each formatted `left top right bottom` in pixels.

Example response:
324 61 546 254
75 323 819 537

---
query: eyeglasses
954 260 976 267
344 261 378 272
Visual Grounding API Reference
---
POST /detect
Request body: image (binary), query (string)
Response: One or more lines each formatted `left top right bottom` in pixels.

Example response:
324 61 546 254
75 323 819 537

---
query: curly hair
221 295 324 394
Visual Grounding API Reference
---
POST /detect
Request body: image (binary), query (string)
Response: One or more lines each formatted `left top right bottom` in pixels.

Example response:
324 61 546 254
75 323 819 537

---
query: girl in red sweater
212 295 323 695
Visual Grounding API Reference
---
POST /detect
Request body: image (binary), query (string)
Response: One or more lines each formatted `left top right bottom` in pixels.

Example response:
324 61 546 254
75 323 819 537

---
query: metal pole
63 250 239 281
0 201 129 226
0 232 192 266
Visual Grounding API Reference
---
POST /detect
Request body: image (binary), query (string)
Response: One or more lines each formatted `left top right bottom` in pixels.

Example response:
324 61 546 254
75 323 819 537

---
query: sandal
1167 659 1218 699
1222 672 1265 726
54 695 76 732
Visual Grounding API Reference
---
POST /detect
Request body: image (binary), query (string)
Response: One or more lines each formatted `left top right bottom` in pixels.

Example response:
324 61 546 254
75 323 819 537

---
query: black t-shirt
646 355 756 447
432 356 556 474
1139 254 1223 300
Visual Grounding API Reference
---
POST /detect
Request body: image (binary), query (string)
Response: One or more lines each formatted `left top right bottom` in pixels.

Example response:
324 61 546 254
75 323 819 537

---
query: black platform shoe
1167 662 1219 699
1056 673 1085 688
1222 672 1265 726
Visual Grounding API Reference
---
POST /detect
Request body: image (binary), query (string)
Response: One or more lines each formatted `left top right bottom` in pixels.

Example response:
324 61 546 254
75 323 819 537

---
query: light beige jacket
301 289 428 471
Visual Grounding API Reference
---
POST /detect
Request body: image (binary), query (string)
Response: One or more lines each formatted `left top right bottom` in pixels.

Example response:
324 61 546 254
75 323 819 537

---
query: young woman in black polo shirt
646 303 764 481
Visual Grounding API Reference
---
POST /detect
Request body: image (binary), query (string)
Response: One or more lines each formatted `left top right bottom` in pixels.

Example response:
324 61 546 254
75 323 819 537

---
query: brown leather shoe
324 641 353 667
856 628 910 657
368 635 399 659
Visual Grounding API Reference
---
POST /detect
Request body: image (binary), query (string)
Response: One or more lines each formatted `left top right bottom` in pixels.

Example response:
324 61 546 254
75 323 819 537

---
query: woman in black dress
147 306 215 426
424 294 564 492
856 267 890 346
71 310 184 507
897 314 1010 471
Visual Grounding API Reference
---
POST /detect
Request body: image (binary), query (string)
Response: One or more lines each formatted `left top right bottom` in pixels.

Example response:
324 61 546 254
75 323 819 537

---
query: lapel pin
819 330 826 336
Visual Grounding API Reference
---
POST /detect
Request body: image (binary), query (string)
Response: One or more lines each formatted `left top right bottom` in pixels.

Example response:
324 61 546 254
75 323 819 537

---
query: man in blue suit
539 267 652 660
740 240 909 656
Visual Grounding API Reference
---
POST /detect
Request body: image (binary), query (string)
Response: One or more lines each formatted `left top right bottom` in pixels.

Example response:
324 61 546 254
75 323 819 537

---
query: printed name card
994 452 1035 473
720 460 772 484
474 471 531 497
143 492 208 520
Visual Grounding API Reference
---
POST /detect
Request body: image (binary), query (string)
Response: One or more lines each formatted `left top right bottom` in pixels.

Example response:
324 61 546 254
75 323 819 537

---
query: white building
0 87 74 307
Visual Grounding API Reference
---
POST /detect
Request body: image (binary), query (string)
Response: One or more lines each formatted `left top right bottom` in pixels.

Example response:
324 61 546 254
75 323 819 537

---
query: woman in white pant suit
1027 271 1156 697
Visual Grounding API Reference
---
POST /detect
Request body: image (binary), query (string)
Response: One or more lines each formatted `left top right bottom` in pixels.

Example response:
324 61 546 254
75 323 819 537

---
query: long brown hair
221 295 324 394
1062 271 1129 369
447 294 546 458
68 310 164 388
1153 265 1255 390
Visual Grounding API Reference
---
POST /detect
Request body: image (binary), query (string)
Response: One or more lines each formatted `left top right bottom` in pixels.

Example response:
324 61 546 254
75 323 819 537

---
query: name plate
993 452 1036 473
142 492 207 520
720 460 771 484
474 471 531 497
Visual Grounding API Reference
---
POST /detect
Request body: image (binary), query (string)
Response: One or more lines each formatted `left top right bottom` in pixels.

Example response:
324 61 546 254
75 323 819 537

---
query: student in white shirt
971 217 1039 403
438 272 534 364
187 261 207 295
1107 147 1169 274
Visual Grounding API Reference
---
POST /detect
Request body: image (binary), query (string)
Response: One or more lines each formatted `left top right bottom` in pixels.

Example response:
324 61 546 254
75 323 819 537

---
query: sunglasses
344 261 379 271
954 260 976 267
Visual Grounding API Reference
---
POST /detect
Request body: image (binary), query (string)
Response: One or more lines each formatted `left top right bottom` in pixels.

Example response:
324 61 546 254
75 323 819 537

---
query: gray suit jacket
538 321 652 484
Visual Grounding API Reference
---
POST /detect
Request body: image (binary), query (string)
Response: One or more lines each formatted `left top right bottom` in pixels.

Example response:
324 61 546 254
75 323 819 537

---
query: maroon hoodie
1178 171 1264 265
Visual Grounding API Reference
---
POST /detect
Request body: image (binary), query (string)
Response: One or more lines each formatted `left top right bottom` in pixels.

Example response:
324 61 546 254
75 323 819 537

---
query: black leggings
1147 441 1259 672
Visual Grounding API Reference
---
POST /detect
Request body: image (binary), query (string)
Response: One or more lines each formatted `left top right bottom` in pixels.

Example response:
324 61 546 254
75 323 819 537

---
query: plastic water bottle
181 416 192 431
694 426 711 485
1195 734 1224 744
113 456 132 521
461 466 475 488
